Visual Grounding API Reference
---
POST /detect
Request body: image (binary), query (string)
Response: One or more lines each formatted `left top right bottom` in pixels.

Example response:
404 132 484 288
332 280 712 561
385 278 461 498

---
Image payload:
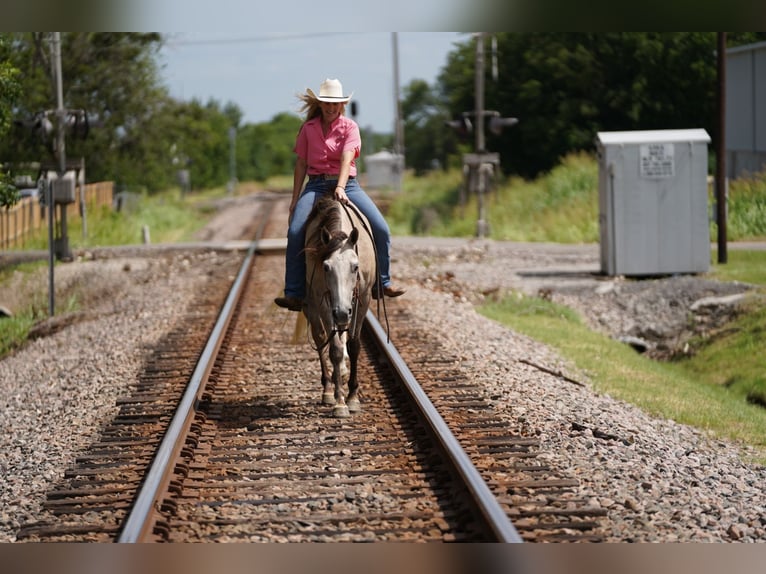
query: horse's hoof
347 398 361 413
332 405 350 418
322 392 335 405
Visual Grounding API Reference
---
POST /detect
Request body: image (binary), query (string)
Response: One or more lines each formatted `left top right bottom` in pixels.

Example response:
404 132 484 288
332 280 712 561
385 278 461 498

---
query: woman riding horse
275 78 405 312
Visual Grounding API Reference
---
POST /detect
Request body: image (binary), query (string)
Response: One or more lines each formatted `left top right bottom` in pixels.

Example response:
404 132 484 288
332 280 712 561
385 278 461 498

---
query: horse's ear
348 227 359 246
321 226 331 246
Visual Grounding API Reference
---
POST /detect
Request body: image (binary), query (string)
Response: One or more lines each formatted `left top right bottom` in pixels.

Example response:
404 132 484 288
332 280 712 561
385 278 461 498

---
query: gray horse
303 196 376 417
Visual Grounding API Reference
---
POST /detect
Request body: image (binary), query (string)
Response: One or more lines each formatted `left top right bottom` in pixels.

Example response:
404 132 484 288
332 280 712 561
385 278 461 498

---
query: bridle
310 272 361 354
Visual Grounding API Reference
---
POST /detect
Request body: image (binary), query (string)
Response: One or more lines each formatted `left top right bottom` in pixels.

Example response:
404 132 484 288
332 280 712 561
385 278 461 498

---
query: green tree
237 112 303 181
1 33 252 193
0 33 170 189
1 35 22 213
0 35 22 140
435 32 766 179
0 170 19 212
400 79 462 174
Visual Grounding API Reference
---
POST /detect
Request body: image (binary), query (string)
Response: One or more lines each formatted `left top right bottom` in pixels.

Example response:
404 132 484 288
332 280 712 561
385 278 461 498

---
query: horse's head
320 226 360 330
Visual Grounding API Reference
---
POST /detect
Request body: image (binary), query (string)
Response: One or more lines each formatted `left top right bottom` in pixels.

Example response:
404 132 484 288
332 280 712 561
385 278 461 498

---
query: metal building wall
726 42 766 179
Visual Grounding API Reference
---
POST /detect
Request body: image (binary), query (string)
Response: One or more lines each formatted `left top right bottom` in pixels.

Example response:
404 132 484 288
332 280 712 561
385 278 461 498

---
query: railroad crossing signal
446 111 518 140
446 111 518 239
15 109 90 142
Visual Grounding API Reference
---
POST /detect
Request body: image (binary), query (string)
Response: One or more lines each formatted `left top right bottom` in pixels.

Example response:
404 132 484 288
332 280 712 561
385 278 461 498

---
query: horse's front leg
318 345 334 406
345 334 361 413
310 320 335 406
329 333 350 418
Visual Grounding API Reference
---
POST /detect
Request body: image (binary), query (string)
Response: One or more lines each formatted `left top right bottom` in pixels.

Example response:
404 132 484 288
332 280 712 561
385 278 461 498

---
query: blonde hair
297 91 346 121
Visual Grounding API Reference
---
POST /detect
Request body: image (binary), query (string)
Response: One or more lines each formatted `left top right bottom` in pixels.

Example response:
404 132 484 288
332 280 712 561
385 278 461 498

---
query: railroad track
15 196 606 543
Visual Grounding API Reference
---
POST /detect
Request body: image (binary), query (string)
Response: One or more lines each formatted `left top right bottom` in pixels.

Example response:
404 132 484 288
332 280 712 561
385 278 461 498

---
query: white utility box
365 150 403 189
596 129 711 276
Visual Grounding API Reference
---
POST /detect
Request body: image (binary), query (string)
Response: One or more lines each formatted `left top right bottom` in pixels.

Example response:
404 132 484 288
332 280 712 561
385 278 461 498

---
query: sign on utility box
596 129 711 276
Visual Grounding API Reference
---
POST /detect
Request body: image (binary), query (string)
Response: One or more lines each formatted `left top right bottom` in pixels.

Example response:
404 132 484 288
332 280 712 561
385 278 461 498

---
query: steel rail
117 238 260 543
364 310 524 543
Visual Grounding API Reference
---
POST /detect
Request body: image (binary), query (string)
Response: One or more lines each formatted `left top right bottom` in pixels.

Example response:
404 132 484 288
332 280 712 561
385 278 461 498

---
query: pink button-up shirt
293 115 361 177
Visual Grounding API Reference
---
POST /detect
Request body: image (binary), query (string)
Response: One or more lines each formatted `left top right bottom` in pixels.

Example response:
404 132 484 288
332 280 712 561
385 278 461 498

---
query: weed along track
12 196 608 543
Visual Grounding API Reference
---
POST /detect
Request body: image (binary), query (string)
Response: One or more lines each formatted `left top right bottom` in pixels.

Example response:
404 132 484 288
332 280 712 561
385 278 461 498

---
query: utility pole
228 126 236 195
474 33 489 238
52 32 72 261
45 32 65 316
716 32 728 264
475 33 486 155
391 32 404 191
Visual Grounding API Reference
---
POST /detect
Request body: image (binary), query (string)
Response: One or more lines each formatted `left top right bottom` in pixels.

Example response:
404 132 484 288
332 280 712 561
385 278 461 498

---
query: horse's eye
352 263 359 273
323 261 331 273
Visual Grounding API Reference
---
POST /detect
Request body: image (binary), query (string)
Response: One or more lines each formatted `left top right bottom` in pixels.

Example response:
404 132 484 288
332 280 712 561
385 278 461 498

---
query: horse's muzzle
332 306 352 329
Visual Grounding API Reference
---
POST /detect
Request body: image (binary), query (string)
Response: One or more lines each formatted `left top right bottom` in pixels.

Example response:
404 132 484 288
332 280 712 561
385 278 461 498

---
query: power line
165 32 365 47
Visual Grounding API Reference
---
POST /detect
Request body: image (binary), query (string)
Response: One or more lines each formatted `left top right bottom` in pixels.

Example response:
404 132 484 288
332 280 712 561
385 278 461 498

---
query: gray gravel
391 237 766 542
396 284 766 542
0 249 241 542
1 226 765 542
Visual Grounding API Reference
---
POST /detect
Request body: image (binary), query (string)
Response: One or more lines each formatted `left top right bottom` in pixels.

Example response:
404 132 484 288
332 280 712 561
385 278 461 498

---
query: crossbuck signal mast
446 33 518 238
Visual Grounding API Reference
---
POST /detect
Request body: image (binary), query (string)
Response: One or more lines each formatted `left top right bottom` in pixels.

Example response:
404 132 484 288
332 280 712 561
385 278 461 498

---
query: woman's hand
334 185 349 204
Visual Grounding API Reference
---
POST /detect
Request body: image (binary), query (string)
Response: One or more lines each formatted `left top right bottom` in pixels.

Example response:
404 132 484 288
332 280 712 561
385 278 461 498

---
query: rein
339 201 391 342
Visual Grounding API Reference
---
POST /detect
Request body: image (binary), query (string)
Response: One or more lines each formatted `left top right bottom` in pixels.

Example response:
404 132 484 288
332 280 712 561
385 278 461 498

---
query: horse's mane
305 196 349 260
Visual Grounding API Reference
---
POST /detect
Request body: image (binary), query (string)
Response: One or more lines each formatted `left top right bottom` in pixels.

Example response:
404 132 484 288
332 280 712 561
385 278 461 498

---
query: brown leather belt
308 174 355 181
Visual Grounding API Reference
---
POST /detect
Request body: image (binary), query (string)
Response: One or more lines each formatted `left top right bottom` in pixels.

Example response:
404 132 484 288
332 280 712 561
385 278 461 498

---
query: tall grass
18 187 213 251
490 153 599 242
388 153 600 241
389 152 766 243
726 172 766 240
387 169 464 236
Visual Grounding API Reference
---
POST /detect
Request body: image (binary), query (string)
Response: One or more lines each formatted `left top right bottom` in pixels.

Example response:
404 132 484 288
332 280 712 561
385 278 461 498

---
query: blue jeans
283 178 393 299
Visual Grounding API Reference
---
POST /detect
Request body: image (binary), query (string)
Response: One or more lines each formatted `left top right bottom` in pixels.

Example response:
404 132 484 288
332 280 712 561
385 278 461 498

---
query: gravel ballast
1 228 764 542
0 249 241 542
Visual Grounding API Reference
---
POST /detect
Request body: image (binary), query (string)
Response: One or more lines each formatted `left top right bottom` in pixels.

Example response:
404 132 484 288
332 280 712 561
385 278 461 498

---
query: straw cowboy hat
307 78 353 103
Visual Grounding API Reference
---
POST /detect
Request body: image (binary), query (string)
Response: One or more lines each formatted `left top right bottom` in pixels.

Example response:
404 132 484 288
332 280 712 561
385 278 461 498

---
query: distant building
726 41 766 179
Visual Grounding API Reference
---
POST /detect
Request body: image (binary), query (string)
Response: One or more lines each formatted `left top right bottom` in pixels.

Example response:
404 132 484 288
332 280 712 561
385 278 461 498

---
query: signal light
68 110 89 140
488 116 518 135
445 116 473 137
38 115 54 136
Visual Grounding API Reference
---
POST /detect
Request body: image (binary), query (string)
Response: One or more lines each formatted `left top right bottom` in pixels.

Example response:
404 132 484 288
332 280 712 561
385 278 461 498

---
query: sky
158 32 466 134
